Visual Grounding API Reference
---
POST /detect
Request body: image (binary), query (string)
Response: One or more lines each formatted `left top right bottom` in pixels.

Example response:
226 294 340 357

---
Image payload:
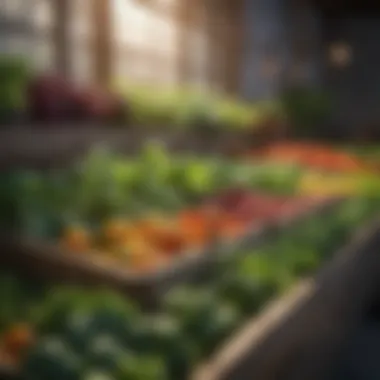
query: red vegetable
248 142 372 173
28 75 128 125
28 74 72 123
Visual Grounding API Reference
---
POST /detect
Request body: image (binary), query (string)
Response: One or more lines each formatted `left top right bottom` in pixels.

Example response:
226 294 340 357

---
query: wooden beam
52 0 70 76
224 0 245 95
205 0 231 93
176 0 195 84
93 0 112 85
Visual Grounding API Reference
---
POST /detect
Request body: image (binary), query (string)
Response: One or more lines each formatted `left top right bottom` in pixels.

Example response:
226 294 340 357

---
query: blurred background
0 0 380 139
0 0 379 142
1 1 380 380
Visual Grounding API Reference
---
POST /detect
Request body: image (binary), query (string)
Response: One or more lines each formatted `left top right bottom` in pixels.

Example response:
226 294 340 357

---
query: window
0 34 26 55
33 35 55 73
0 0 55 72
29 0 54 73
186 29 208 86
69 0 93 40
0 0 31 22
32 0 53 32
112 0 179 85
71 40 93 83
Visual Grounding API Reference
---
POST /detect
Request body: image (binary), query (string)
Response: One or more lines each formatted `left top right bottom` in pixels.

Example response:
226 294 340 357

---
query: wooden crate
0 198 340 309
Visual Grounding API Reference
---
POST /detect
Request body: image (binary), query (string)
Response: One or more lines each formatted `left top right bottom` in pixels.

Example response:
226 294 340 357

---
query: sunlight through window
113 0 179 85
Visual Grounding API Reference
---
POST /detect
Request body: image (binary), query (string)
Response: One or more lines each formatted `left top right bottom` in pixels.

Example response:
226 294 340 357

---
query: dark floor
331 300 380 380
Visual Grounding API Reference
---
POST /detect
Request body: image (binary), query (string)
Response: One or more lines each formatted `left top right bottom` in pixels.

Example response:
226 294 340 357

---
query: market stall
0 142 380 380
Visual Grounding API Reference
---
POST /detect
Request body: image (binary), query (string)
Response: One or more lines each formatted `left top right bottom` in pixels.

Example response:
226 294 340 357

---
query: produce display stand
194 217 380 380
0 197 341 309
0 205 378 380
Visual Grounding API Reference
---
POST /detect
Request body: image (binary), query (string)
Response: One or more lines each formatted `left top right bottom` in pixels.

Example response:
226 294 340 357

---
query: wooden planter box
0 198 340 310
194 217 380 380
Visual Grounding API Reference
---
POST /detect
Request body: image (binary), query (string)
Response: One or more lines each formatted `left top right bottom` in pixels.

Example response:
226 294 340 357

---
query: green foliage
22 337 83 380
4 147 307 237
0 55 30 123
216 99 254 130
117 354 168 380
115 83 279 131
0 275 42 331
176 96 221 135
85 334 126 372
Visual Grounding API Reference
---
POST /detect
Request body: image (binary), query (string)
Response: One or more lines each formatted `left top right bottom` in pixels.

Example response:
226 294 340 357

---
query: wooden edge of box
193 217 380 380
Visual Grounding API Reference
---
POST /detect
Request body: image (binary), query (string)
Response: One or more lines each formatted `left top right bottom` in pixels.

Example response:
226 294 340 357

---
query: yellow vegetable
298 173 360 196
102 219 132 245
61 226 91 253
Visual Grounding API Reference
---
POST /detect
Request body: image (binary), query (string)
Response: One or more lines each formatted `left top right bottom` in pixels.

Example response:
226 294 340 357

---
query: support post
93 0 112 85
52 0 70 76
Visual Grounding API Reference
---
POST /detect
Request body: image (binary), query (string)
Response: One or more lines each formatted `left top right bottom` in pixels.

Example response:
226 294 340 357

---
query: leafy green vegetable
82 370 115 380
85 334 126 372
115 83 276 131
117 354 167 380
22 337 83 380
3 147 310 236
